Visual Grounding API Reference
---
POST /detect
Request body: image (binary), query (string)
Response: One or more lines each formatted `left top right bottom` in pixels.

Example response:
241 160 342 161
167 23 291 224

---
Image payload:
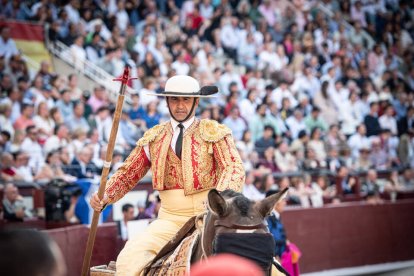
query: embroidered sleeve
105 146 151 204
213 134 246 192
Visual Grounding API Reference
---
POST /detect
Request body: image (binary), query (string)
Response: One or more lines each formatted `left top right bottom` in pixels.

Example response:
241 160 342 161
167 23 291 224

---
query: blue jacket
266 214 287 258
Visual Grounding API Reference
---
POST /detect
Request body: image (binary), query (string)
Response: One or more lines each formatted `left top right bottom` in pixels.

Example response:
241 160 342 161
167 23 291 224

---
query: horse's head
198 187 288 266
207 188 288 235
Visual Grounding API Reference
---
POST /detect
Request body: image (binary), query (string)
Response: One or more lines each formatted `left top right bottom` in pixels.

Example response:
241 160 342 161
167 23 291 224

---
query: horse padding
144 215 199 275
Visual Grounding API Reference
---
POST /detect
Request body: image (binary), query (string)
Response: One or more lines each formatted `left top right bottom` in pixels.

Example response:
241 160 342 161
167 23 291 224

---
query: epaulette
199 119 232 143
136 122 168 146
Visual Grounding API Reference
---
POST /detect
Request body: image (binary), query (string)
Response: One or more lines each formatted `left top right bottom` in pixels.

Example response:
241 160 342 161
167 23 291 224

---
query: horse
144 187 289 275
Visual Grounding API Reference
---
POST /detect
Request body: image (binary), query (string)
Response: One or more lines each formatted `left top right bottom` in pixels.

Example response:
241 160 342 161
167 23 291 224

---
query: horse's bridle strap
214 220 266 230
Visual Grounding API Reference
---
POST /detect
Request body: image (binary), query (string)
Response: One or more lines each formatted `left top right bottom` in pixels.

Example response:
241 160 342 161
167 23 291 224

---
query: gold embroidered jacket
105 119 245 203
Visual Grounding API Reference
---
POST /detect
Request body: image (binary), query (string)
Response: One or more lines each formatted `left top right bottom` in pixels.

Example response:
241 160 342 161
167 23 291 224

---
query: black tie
175 123 184 159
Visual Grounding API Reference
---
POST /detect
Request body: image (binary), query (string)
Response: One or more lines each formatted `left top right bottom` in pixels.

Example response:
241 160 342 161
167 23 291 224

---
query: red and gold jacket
105 119 245 203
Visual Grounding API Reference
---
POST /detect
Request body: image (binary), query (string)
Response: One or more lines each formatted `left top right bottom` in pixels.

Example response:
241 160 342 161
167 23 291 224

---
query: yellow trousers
116 189 208 276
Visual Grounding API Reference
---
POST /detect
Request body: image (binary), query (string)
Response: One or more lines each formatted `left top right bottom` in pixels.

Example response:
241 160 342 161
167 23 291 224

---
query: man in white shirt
0 26 19 60
348 124 371 159
20 126 44 174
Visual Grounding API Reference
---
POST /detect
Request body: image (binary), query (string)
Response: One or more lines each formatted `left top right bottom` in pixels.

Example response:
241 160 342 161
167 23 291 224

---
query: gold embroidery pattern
137 122 168 147
199 119 232 142
149 127 172 190
106 146 151 203
214 135 245 192
164 147 184 189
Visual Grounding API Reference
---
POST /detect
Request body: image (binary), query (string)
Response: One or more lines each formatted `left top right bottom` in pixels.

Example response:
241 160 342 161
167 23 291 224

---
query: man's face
5 186 18 202
167 97 199 122
124 207 134 221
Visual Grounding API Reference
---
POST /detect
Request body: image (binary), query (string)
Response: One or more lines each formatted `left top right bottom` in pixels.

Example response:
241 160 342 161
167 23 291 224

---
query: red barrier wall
282 199 414 273
41 199 414 275
44 223 123 276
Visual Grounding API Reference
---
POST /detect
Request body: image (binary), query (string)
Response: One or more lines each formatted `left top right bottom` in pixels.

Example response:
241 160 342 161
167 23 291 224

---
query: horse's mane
220 190 251 217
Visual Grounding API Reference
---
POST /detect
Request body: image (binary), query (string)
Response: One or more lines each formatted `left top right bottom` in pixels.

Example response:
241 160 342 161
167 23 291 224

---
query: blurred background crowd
1 0 414 223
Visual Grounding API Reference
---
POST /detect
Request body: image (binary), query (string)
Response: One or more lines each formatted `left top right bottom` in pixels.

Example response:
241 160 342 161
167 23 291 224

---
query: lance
81 66 135 276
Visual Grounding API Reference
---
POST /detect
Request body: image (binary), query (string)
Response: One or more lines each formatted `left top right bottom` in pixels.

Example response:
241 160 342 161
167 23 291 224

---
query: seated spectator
250 104 279 142
364 102 382 137
254 125 276 157
142 100 161 129
313 81 339 127
34 149 73 183
258 147 280 174
353 147 373 171
303 148 327 172
13 151 33 182
135 200 152 220
2 183 32 221
369 137 391 170
361 169 383 196
13 102 35 132
120 110 142 149
236 130 255 157
128 93 147 128
242 171 265 201
0 152 23 182
398 167 414 191
397 133 414 168
66 146 99 179
379 104 398 136
0 130 11 153
348 124 370 159
289 175 314 208
308 127 327 162
87 85 109 113
326 147 344 173
67 102 90 133
324 124 347 152
118 203 135 241
222 106 247 141
304 106 327 133
397 106 414 136
285 108 307 140
44 124 70 155
21 125 44 173
289 130 308 161
310 175 336 207
274 141 298 173
33 101 55 144
337 166 357 195
56 89 74 120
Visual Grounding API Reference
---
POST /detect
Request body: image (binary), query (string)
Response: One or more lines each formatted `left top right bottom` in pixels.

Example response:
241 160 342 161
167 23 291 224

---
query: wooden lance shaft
81 67 130 276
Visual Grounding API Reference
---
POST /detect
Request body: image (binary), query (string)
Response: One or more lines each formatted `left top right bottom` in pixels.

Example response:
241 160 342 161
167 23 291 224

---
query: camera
44 179 82 222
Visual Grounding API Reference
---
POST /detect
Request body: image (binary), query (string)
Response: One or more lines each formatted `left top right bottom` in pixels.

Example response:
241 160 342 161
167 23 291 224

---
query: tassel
208 143 213 154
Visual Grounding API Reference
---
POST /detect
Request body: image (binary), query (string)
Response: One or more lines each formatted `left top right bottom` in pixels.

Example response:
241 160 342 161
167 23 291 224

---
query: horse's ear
255 188 289 218
207 189 228 217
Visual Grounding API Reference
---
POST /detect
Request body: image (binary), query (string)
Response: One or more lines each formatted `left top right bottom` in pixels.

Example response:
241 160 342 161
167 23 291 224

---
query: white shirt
143 117 195 161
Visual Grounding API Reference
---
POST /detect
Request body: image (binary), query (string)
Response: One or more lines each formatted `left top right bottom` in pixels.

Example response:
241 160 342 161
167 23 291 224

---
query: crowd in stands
1 0 414 219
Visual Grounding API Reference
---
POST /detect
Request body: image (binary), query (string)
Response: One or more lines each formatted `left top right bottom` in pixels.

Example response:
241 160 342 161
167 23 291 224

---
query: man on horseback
90 75 245 275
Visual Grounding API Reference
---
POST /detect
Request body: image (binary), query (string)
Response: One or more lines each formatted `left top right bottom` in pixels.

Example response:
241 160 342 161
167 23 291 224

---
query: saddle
143 216 199 275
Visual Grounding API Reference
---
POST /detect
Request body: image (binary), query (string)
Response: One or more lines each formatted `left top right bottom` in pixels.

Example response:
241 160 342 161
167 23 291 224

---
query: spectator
379 104 397 136
0 26 19 60
135 200 151 220
364 102 382 137
142 100 161 129
67 102 90 133
250 104 279 142
0 229 67 276
34 149 71 183
348 124 371 159
397 106 414 136
236 130 255 157
55 89 74 120
361 169 382 196
33 101 55 143
314 81 339 127
254 125 276 157
353 147 372 171
337 166 357 195
285 109 306 140
258 147 279 174
243 171 265 201
2 183 31 221
20 125 44 173
222 106 247 141
66 146 99 179
44 124 70 155
118 203 135 241
266 189 287 259
13 151 33 182
369 137 391 170
310 175 336 207
87 85 109 113
0 152 23 182
120 110 142 149
13 102 34 132
304 107 328 134
0 102 14 138
274 141 298 173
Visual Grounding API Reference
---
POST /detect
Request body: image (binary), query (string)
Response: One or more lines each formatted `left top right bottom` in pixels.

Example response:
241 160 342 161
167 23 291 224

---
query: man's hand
90 192 109 212
15 208 25 219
